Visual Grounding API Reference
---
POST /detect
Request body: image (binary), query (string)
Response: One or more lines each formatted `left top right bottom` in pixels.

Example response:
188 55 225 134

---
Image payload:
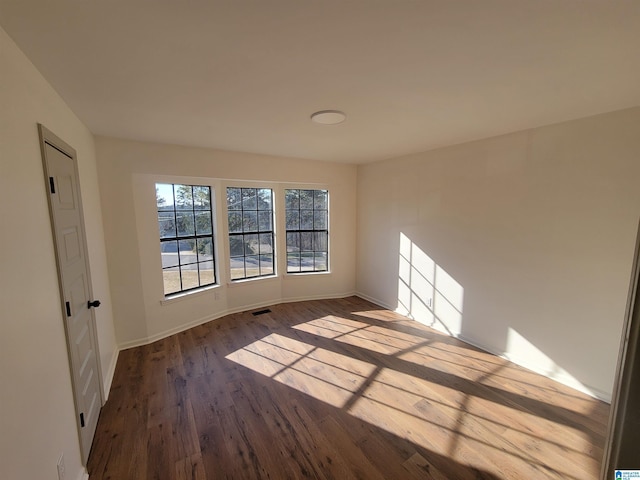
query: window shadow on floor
88 297 609 480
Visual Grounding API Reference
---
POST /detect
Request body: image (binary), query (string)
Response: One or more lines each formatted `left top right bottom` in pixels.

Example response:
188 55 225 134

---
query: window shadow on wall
392 232 610 478
397 232 464 337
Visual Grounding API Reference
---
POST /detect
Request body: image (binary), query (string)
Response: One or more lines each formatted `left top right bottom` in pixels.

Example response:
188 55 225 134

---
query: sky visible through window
156 183 175 206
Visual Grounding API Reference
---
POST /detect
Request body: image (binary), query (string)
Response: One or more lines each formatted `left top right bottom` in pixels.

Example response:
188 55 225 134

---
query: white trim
118 291 357 350
76 468 89 480
284 270 331 278
281 291 356 305
354 291 395 311
119 287 613 403
101 348 119 401
226 274 279 288
160 284 220 305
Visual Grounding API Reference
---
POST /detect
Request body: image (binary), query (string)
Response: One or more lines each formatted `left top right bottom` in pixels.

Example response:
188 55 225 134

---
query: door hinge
49 177 56 194
80 412 85 428
65 301 71 317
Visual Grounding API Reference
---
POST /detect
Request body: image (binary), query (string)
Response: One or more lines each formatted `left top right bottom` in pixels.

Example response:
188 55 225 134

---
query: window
227 187 275 280
156 183 216 295
285 189 328 273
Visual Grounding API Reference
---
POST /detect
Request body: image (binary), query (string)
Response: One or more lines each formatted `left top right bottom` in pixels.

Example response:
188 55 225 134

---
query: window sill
160 284 219 305
285 270 331 277
227 274 278 288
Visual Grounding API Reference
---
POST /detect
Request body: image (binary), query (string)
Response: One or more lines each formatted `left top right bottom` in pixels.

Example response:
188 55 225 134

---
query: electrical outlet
57 453 65 480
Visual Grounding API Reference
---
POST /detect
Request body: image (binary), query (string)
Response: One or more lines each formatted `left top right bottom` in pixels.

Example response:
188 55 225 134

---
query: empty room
2 2 640 479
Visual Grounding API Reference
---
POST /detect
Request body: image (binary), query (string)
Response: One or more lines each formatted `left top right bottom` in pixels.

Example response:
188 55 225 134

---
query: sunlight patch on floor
226 333 377 408
225 330 597 480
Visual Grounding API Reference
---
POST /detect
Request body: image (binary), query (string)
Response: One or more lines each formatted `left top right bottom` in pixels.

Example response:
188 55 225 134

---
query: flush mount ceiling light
310 110 346 125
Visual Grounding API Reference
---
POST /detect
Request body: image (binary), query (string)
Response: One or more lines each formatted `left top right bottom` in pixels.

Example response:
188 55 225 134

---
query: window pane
242 188 257 210
286 232 299 252
163 267 181 295
260 255 274 275
244 234 259 255
314 210 327 230
227 188 242 210
287 253 301 272
286 210 299 230
195 211 212 235
158 211 176 238
257 189 272 210
300 210 313 230
197 237 213 260
181 267 199 290
228 212 243 233
314 232 328 252
300 189 314 209
230 258 245 279
314 252 327 271
176 211 195 236
243 211 258 232
300 232 313 251
179 240 196 265
156 184 174 210
259 233 273 254
314 190 327 209
229 236 245 257
200 261 215 285
193 186 211 210
175 185 193 210
285 189 299 210
258 210 272 231
245 255 259 277
161 240 179 267
300 252 314 271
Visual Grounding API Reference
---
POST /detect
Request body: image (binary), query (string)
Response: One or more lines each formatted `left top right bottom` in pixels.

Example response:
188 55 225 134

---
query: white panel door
39 125 103 464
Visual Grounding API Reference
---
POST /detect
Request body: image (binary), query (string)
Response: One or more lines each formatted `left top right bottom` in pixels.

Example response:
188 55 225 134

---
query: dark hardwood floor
87 296 610 479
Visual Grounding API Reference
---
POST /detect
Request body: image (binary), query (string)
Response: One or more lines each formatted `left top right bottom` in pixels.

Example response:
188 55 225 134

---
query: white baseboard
354 291 395 311
456 333 612 403
118 291 358 351
354 291 611 403
281 290 357 305
102 348 119 401
115 289 611 404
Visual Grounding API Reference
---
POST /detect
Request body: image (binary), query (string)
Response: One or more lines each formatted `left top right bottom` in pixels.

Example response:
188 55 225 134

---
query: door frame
601 219 640 478
38 124 104 463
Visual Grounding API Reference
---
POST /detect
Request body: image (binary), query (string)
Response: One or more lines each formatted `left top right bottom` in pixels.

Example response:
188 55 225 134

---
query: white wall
95 136 358 347
356 107 640 401
0 27 117 480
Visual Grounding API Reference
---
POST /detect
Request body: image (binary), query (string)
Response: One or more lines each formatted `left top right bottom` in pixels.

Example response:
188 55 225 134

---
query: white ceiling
2 1 639 163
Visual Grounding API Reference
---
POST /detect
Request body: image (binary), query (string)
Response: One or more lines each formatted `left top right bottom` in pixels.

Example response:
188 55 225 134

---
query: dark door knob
87 300 101 308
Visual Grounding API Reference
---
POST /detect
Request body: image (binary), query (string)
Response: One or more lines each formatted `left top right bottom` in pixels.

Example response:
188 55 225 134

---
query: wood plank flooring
87 296 610 479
